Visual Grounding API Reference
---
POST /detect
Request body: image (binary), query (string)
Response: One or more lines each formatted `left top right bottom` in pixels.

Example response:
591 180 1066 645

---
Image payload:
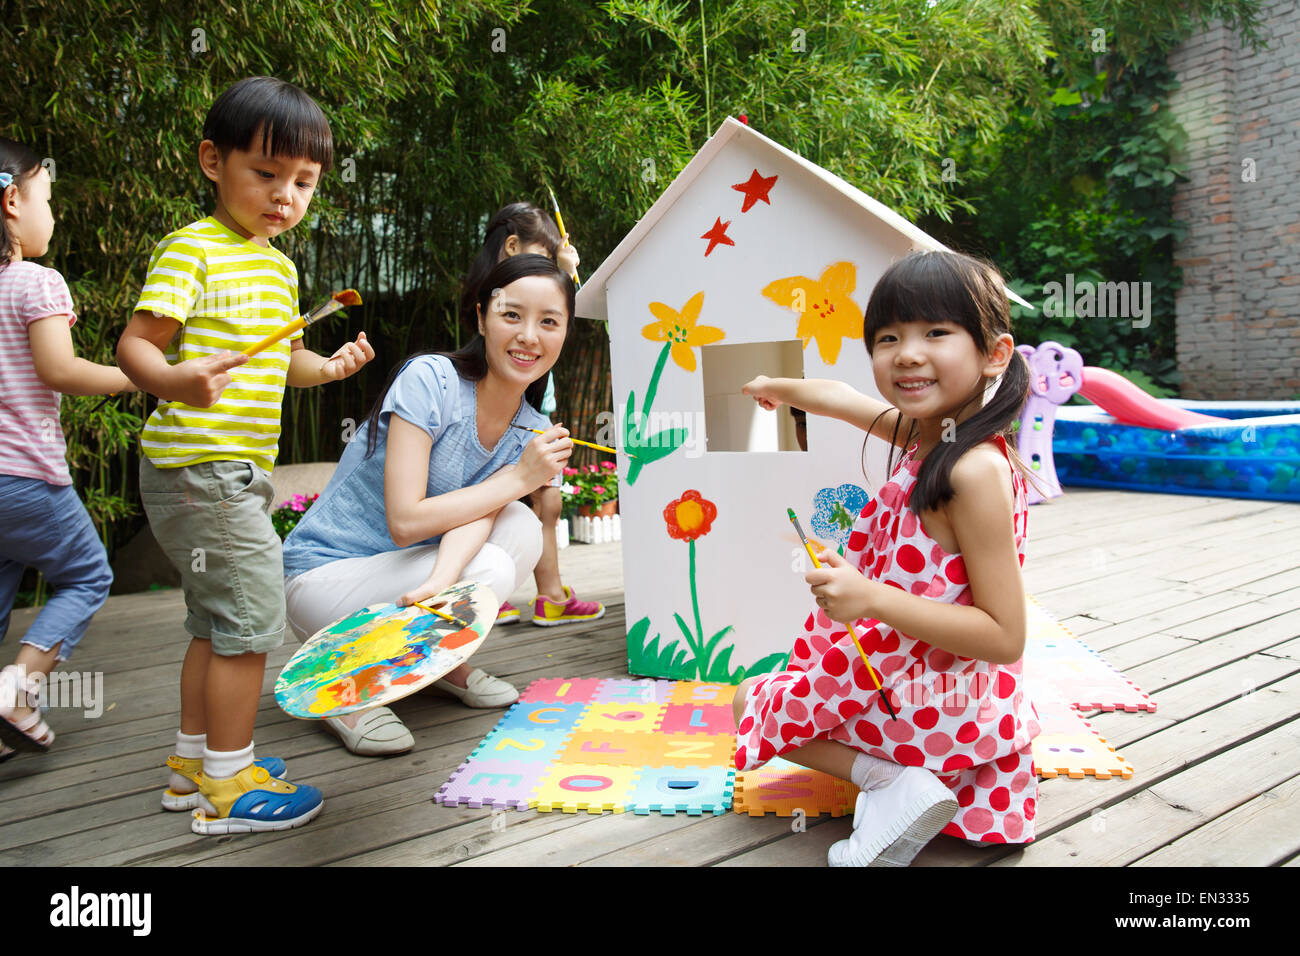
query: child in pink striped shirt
0 137 137 762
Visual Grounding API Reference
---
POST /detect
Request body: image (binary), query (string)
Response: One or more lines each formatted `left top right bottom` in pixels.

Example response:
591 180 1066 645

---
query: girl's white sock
176 731 206 759
851 751 904 792
202 743 255 781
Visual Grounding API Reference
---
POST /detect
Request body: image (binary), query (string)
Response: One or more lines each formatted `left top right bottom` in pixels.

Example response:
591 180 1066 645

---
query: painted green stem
689 537 707 677
640 342 673 424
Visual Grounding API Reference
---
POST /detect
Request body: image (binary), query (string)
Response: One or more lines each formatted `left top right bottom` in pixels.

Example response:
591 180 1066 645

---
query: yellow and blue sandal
162 754 288 811
191 763 323 835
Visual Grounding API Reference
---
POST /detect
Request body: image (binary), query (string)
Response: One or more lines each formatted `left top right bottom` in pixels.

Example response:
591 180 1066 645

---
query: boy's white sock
203 743 255 781
851 751 904 792
176 731 206 759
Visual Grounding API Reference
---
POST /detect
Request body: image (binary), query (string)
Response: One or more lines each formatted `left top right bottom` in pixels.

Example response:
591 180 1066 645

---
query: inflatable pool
1053 401 1300 502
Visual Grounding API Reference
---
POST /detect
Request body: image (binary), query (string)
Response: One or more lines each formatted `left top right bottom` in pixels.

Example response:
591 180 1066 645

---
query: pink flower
585 463 598 473
601 461 615 470
563 467 578 476
593 485 606 495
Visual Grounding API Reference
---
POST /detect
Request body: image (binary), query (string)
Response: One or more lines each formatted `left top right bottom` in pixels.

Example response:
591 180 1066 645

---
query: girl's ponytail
0 138 45 266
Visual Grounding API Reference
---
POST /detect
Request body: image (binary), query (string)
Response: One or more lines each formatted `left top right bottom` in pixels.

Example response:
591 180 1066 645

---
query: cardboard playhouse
574 117 1021 682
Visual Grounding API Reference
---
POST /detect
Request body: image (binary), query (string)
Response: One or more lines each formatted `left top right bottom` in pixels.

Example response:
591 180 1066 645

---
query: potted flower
271 493 319 539
562 461 619 517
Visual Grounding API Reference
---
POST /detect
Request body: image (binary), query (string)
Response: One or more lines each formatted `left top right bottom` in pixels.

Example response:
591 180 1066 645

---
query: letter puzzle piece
733 755 859 817
532 764 642 814
435 759 552 810
625 765 736 816
471 726 572 764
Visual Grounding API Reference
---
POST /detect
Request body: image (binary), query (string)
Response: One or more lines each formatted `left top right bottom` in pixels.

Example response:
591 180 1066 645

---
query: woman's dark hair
363 254 575 457
0 138 46 266
861 250 1031 516
204 76 334 172
458 203 563 326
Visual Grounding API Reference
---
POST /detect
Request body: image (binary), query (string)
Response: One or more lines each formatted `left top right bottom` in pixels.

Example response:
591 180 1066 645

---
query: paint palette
437 678 740 814
275 581 497 719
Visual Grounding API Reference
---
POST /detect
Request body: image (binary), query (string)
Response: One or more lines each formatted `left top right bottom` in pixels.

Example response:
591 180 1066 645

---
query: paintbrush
546 185 582 290
241 288 362 357
788 507 898 721
511 424 635 458
89 289 363 414
412 601 469 630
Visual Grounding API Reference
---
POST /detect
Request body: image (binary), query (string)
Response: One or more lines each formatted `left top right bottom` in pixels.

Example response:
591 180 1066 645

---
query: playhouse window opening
701 340 807 453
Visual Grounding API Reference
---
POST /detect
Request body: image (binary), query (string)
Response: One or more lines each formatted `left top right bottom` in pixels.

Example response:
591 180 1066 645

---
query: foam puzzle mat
436 678 741 815
1023 597 1149 779
1024 597 1156 713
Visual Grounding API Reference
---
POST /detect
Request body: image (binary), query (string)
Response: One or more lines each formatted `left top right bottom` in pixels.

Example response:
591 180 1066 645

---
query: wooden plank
337 804 599 867
1169 588 1300 641
455 810 706 867
1263 637 1300 661
1030 666 1300 838
712 814 847 867
580 812 801 866
1132 772 1300 867
1097 609 1300 704
988 718 1300 866
1099 633 1199 673
1238 567 1300 597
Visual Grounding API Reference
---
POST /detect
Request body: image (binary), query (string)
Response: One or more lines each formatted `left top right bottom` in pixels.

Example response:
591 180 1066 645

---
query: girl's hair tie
0 172 12 189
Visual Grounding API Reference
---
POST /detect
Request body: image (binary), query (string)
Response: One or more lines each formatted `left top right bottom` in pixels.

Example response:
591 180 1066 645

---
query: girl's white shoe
828 767 959 867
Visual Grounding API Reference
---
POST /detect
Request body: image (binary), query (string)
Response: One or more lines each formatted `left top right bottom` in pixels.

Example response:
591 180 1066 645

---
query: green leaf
740 651 792 679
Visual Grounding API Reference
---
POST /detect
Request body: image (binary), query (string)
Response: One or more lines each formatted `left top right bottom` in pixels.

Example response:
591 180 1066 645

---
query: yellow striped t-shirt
134 217 303 472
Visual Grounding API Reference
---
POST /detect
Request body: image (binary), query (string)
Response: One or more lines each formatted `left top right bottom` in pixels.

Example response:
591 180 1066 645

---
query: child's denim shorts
140 458 286 657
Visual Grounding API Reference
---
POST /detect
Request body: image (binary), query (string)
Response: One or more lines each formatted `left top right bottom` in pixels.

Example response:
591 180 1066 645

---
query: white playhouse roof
575 116 1031 321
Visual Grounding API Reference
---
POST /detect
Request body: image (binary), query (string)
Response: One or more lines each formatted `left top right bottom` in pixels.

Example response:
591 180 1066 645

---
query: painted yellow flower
642 291 725 373
761 261 863 365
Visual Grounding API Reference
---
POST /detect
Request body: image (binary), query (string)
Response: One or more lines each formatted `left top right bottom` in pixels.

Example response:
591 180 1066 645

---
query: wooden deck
2 488 1298 868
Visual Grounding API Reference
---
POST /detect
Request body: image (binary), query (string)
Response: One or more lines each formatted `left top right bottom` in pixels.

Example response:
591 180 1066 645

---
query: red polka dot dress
735 435 1041 844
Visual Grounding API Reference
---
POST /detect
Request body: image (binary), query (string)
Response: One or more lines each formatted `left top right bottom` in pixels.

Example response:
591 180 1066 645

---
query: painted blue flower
811 483 870 552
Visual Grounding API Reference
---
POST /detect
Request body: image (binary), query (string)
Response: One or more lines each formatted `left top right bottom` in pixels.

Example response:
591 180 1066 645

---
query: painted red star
701 217 735 257
732 169 778 213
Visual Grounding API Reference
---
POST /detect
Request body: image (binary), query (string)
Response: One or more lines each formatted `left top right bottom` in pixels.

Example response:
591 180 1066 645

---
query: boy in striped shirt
117 77 373 835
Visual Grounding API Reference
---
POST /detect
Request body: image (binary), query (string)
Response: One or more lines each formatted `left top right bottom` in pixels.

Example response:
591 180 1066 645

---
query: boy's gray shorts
140 458 286 657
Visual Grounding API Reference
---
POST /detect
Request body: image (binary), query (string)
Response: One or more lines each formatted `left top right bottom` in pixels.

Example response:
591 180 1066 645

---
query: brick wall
1168 0 1300 399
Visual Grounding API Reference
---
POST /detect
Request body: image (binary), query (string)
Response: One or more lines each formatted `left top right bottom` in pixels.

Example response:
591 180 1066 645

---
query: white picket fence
567 513 622 544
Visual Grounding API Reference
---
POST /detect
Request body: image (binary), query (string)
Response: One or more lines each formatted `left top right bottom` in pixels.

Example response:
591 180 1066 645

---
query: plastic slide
1078 366 1229 431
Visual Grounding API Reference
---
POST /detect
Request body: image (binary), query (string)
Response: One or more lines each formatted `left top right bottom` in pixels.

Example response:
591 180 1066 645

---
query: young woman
282 254 575 755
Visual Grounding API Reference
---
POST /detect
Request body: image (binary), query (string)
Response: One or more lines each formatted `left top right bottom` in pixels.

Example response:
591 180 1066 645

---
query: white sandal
0 665 54 753
322 706 414 756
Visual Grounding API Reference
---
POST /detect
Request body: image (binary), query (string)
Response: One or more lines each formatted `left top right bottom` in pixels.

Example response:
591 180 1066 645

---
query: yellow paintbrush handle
242 317 306 357
514 426 636 459
803 541 886 694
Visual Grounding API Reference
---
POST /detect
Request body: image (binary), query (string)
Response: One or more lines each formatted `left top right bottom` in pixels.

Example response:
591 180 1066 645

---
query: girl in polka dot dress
734 250 1040 867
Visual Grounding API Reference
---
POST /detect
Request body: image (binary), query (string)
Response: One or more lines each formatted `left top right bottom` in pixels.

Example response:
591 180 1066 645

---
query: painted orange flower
642 291 725 372
761 261 863 365
664 490 717 542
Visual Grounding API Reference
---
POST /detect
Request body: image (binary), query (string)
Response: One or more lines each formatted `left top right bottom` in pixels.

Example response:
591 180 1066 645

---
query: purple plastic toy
1017 342 1084 504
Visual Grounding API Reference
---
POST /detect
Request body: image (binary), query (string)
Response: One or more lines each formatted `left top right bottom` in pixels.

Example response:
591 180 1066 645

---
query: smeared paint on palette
275 581 498 719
